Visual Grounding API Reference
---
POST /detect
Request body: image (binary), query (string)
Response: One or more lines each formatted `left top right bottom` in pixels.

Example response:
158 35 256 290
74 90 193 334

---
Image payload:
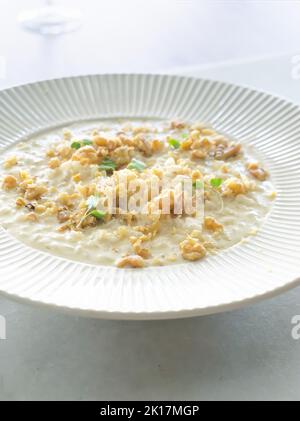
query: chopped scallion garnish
71 139 92 149
193 180 204 189
71 141 82 150
89 210 106 220
99 158 116 172
127 158 147 172
210 178 223 188
168 138 181 149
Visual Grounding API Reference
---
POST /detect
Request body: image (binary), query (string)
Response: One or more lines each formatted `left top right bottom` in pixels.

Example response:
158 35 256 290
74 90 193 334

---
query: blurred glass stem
18 1 82 36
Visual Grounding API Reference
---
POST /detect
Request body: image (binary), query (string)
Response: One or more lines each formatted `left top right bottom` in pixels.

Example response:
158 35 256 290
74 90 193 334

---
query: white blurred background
0 0 299 87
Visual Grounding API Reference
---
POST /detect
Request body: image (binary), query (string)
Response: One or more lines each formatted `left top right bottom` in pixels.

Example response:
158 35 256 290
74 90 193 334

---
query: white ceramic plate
0 74 299 320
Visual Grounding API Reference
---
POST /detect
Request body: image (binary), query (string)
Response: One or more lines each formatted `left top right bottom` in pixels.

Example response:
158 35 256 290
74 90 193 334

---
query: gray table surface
0 0 300 401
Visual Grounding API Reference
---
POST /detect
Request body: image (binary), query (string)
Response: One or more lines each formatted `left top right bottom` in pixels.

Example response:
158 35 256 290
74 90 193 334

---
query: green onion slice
82 139 93 146
193 180 204 189
71 139 92 149
168 138 181 149
71 141 82 150
89 210 106 220
99 158 116 172
210 178 223 188
127 158 147 172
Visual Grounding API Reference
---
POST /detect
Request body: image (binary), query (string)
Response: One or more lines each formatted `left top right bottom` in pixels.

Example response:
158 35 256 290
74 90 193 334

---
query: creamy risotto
0 119 275 268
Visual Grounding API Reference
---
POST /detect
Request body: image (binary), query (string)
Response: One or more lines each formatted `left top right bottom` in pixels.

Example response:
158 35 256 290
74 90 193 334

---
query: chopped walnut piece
215 143 241 160
81 215 98 229
24 184 47 201
247 163 268 181
204 216 223 232
222 178 247 197
44 202 59 216
72 173 81 183
214 135 229 146
3 156 17 169
192 170 203 181
48 157 61 169
63 129 72 140
134 218 160 238
251 169 268 181
116 255 145 268
190 122 206 131
111 146 134 166
171 121 186 130
191 139 203 150
130 235 151 259
190 230 203 240
57 145 72 160
190 130 201 140
202 128 216 136
151 139 164 153
221 164 229 173
223 143 241 159
200 138 212 150
57 224 70 233
180 237 206 261
151 168 163 179
96 147 109 160
35 205 46 214
247 162 258 170
57 208 71 223
24 212 38 222
173 166 191 176
46 149 56 158
131 242 150 259
134 135 152 157
132 126 151 135
58 192 79 208
16 197 26 207
119 135 135 147
181 138 193 151
2 175 17 190
115 211 136 226
116 226 129 240
72 146 99 165
19 178 34 192
93 136 108 147
191 150 206 160
19 170 30 181
77 184 96 198
107 138 122 151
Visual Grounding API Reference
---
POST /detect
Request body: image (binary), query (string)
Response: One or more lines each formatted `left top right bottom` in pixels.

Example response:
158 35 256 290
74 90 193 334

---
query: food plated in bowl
0 119 275 268
0 74 299 319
